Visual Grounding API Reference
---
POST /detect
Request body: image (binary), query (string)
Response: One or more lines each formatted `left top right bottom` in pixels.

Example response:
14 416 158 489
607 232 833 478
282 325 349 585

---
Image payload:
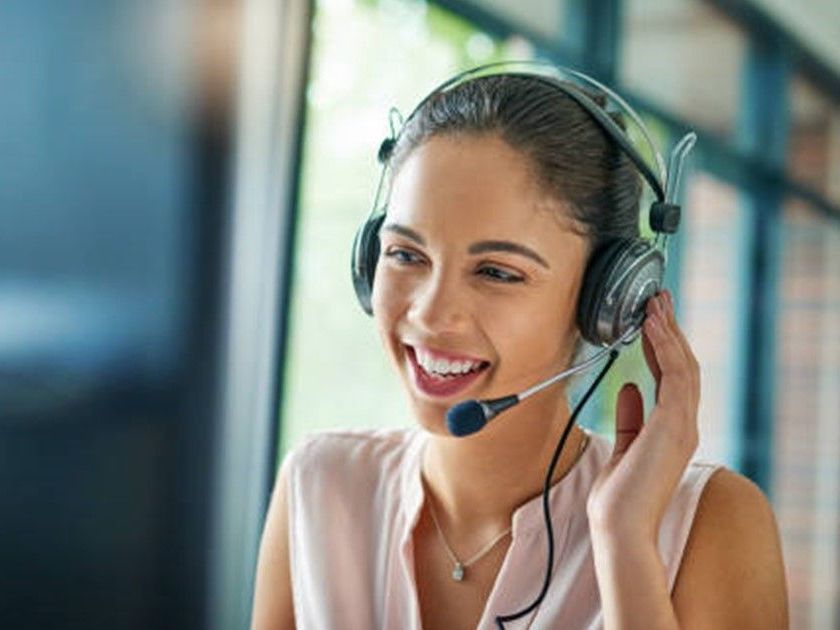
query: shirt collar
400 427 603 540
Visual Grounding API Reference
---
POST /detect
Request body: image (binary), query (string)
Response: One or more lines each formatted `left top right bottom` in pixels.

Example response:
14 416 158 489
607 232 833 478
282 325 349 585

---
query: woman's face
371 132 589 433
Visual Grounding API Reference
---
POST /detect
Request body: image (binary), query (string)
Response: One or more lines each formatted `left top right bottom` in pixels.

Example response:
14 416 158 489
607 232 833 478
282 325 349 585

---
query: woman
251 68 789 629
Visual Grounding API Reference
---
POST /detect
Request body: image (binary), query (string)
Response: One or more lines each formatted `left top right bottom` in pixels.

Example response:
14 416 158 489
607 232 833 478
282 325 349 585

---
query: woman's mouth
404 345 491 399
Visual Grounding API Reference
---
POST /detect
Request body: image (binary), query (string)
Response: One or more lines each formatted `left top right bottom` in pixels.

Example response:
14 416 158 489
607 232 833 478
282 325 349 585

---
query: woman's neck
418 393 588 544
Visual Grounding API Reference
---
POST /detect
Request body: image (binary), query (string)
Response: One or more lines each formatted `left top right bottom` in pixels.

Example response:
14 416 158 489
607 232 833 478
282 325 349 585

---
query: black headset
351 60 696 349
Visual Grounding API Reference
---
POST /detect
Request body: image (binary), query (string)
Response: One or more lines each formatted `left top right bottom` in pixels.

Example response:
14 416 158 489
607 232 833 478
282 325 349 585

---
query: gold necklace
427 430 591 582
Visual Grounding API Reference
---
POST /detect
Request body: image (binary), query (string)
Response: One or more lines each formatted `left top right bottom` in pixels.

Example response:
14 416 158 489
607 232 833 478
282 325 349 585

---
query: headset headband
375 60 697 237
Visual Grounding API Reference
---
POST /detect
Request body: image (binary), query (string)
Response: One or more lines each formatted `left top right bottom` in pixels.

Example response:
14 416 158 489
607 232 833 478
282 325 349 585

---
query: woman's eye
382 249 523 283
478 266 524 284
383 248 422 265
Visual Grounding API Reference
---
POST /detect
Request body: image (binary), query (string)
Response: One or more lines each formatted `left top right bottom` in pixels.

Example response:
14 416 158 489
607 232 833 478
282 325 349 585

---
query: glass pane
281 0 532 455
621 0 747 138
773 200 840 630
678 172 747 467
480 0 573 48
788 74 840 206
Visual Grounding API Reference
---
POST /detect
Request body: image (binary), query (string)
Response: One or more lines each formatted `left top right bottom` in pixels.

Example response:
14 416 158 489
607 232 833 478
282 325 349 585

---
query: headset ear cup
351 213 386 316
577 239 627 346
576 239 634 346
577 238 664 346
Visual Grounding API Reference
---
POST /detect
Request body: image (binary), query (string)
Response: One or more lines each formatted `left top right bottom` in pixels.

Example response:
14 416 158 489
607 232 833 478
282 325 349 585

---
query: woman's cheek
371 267 407 320
370 259 388 303
499 306 565 366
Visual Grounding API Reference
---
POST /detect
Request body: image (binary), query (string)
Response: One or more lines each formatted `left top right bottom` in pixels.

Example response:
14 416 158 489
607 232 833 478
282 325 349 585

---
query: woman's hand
586 289 701 544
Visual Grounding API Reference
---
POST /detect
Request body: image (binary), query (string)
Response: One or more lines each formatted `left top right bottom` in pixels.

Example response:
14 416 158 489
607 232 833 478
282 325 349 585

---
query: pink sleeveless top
284 425 723 629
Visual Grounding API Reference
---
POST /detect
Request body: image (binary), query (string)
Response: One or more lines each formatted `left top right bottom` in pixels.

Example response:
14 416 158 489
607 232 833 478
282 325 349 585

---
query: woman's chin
407 399 452 435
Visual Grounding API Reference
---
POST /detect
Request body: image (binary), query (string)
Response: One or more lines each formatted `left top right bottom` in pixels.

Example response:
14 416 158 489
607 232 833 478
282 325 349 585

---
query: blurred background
0 0 837 628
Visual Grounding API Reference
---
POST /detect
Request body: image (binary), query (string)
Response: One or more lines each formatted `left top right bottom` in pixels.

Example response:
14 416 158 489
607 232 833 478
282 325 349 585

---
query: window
788 74 840 205
620 0 747 139
480 0 574 49
773 199 840 630
280 0 532 456
678 172 747 467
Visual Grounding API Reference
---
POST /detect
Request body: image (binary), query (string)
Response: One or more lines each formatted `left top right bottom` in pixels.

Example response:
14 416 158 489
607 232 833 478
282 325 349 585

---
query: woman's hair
387 74 643 243
386 73 643 394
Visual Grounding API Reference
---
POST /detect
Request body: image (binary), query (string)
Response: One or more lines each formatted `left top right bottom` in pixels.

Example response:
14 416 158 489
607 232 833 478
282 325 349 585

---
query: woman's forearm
590 527 680 630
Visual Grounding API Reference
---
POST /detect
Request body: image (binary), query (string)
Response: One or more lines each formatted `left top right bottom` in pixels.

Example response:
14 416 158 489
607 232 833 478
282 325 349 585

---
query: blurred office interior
1 0 838 628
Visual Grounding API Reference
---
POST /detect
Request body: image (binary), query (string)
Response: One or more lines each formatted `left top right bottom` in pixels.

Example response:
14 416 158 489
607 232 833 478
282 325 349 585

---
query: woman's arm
670 468 788 628
586 290 788 629
250 457 296 630
590 467 789 630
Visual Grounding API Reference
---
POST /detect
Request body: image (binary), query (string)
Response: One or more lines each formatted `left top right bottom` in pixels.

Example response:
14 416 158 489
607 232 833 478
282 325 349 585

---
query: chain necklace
427 431 591 582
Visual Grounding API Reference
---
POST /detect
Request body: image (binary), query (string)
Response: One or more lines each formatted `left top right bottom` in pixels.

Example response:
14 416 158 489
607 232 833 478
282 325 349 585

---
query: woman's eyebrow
468 240 550 269
380 222 550 269
381 223 426 245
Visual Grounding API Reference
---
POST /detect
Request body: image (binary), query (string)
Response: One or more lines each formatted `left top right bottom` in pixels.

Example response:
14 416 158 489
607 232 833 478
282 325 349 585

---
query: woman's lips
404 345 490 399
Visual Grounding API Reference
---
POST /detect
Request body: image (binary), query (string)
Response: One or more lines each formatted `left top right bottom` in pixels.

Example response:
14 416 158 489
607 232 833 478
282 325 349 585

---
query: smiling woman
376 137 580 422
251 63 788 630
372 132 590 440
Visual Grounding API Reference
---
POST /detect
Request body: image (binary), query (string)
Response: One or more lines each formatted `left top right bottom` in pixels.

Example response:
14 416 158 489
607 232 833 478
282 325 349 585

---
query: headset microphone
446 323 641 436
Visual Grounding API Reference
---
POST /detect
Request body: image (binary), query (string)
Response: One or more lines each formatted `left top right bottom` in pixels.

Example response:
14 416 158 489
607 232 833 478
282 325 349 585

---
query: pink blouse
284 425 723 629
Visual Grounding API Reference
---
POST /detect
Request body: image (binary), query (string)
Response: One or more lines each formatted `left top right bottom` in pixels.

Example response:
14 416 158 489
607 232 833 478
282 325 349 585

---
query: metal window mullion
734 37 789 496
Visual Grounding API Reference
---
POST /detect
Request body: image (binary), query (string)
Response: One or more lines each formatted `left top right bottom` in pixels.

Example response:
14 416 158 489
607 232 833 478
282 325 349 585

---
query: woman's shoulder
281 425 423 556
670 467 788 625
282 424 422 485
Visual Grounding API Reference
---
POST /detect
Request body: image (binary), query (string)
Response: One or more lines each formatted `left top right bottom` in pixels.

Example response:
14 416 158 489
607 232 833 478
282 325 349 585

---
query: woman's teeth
415 350 486 377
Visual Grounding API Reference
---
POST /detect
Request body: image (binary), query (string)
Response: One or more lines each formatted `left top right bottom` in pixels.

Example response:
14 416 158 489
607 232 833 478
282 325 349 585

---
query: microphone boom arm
518 323 640 401
458 322 642 433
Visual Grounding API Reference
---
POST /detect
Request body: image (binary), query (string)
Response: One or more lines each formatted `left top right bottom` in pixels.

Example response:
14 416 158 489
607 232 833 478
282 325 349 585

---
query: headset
348 60 697 627
352 60 696 347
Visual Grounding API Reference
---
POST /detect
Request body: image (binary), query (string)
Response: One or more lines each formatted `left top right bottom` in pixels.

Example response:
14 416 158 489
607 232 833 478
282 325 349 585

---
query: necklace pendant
452 563 465 582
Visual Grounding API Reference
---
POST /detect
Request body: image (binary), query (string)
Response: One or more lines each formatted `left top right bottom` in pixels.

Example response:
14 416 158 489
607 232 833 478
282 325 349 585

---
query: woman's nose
407 268 468 334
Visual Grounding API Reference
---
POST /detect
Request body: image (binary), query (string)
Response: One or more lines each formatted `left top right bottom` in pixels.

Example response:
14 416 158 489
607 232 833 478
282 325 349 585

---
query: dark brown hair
387 74 643 253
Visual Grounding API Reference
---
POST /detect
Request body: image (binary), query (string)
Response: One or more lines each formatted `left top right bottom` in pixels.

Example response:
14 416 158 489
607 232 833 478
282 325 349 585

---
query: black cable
495 348 620 629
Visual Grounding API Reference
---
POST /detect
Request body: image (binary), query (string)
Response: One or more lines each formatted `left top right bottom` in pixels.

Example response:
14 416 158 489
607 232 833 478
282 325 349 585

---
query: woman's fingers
614 382 644 456
658 291 700 407
645 295 695 402
641 303 662 401
645 290 700 448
